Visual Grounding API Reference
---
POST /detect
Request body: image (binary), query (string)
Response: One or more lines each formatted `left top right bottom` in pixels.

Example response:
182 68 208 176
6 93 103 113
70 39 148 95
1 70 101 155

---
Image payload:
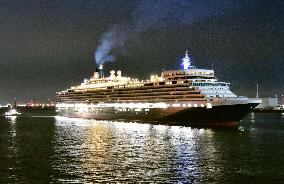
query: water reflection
5 116 17 123
0 116 56 183
52 116 224 183
1 114 284 183
0 117 18 182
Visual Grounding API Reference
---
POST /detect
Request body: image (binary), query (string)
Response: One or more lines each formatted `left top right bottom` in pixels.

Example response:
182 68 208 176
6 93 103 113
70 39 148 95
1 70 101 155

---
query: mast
256 83 259 99
182 50 191 70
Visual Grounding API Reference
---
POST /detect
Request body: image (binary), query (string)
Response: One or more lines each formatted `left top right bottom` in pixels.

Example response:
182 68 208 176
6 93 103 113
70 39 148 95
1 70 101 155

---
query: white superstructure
57 51 260 112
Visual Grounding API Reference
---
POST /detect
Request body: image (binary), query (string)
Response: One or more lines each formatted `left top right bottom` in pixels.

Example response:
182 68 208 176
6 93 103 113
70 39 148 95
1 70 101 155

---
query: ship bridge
161 69 216 80
161 51 216 82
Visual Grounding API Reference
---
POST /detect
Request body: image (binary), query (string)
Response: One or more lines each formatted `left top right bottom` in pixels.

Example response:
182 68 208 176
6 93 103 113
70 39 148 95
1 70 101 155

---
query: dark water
1 113 284 183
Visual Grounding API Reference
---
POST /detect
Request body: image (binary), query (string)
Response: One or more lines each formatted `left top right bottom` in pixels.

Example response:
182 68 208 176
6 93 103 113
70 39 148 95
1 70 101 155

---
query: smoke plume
95 26 127 65
94 0 255 65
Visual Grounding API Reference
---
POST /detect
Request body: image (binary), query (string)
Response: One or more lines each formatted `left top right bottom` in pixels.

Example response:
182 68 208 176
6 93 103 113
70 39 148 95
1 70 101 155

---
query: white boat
5 108 21 116
56 51 261 125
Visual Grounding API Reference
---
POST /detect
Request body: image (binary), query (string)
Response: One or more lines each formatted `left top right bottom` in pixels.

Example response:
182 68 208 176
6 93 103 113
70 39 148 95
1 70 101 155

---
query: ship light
206 103 212 109
79 107 87 113
199 129 205 134
194 104 198 107
181 50 191 70
153 103 167 108
172 104 180 107
129 103 135 108
188 103 192 107
201 104 205 107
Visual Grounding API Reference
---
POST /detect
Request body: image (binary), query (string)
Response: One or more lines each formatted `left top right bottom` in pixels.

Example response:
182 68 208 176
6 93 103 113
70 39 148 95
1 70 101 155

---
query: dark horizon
0 0 283 103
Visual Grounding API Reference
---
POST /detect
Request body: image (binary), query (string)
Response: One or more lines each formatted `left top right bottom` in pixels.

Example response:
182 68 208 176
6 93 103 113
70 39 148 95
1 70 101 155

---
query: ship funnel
98 64 104 79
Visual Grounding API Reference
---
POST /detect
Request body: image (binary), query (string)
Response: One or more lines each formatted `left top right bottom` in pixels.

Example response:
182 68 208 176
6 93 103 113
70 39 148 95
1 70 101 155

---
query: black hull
56 103 259 126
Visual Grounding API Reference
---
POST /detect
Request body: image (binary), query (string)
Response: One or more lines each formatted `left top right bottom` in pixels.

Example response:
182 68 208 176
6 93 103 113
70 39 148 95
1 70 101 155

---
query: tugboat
5 108 21 116
5 99 21 116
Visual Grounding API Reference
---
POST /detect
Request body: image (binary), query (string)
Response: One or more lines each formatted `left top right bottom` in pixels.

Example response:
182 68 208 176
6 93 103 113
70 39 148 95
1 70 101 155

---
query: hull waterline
56 103 259 126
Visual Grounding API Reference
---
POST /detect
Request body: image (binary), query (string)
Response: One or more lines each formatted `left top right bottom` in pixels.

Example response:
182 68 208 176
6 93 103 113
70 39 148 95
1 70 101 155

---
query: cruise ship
56 51 261 126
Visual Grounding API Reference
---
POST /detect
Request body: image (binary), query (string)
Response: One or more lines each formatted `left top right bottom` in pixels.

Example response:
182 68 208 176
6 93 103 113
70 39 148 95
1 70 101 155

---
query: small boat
5 108 21 116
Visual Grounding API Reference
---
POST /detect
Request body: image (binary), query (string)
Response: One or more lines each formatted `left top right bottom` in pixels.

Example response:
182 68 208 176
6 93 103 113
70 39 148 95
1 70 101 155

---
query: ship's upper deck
58 51 236 98
161 68 216 81
69 67 218 91
162 69 214 77
57 51 239 103
72 51 216 89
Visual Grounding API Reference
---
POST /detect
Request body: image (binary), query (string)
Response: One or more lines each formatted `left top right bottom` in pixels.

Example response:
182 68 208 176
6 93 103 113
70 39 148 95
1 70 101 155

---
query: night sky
0 0 283 103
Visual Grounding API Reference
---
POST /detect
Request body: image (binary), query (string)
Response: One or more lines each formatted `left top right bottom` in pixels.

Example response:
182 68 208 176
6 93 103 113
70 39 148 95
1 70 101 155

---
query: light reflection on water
52 116 223 183
1 113 284 183
5 116 17 123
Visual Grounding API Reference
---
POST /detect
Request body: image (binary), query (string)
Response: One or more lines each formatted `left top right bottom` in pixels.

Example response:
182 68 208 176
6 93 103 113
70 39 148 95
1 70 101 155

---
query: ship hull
56 103 259 126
